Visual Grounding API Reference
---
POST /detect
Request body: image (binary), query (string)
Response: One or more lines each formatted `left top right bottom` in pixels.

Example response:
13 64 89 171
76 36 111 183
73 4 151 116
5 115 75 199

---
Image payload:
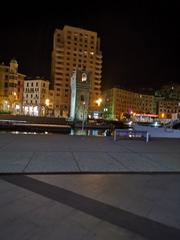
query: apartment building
51 25 102 117
0 59 25 112
159 84 180 100
103 87 155 120
158 99 180 118
23 77 49 116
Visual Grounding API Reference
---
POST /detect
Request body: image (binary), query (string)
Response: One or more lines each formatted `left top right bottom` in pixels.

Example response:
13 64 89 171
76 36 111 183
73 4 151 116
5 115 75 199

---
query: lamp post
81 101 86 131
95 98 102 119
103 108 108 119
96 98 102 107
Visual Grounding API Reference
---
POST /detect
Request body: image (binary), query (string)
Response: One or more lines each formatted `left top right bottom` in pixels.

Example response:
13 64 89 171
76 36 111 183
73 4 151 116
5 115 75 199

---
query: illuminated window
82 73 87 82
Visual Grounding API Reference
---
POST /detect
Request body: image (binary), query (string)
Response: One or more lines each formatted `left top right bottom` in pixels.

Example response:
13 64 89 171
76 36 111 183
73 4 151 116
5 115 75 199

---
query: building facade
23 77 49 116
70 69 91 121
155 84 180 119
159 84 180 100
103 87 155 120
48 89 55 116
51 25 102 117
158 99 180 119
0 59 25 113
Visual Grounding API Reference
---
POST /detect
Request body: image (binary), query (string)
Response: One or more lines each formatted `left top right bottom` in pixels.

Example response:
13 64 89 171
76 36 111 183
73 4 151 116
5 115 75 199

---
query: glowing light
135 113 158 117
96 98 102 106
15 104 20 110
154 121 158 127
29 106 33 113
82 73 87 82
33 106 38 116
45 99 50 106
128 121 133 126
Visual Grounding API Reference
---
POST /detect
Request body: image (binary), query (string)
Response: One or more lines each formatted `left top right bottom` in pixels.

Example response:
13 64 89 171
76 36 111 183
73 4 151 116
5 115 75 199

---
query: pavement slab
0 174 180 240
0 133 180 173
24 152 79 172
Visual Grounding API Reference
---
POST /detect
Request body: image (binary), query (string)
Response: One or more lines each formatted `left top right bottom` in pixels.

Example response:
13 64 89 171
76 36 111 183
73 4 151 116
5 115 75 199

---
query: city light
96 98 102 106
15 104 20 110
45 99 50 106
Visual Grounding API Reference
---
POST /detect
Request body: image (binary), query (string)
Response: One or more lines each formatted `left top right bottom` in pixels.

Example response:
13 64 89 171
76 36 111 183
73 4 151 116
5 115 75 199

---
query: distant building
158 99 180 119
103 87 155 120
51 25 102 117
70 69 91 121
23 77 49 116
0 59 25 113
158 84 180 100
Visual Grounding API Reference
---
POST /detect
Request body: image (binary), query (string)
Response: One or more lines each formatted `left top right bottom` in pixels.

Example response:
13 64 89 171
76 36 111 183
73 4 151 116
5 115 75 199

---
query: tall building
51 25 102 117
0 59 25 113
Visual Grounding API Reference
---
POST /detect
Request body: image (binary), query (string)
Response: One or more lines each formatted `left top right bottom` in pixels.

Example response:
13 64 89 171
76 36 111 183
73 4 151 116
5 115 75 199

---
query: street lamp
103 108 108 119
96 98 102 107
82 101 86 131
95 98 102 119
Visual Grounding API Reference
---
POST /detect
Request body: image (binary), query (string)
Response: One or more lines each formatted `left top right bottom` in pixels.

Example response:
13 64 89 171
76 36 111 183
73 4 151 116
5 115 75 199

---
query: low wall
0 114 66 125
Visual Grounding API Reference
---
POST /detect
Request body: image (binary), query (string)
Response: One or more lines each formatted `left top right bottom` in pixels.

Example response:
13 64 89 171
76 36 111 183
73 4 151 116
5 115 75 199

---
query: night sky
0 1 179 91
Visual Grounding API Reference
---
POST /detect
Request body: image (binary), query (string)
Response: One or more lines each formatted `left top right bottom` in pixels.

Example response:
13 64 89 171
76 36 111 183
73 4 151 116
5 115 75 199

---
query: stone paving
0 133 180 239
0 133 180 173
0 174 180 240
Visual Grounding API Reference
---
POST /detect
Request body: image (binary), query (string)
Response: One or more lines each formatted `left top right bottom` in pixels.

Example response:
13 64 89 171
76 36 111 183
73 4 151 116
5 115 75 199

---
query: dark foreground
0 174 180 240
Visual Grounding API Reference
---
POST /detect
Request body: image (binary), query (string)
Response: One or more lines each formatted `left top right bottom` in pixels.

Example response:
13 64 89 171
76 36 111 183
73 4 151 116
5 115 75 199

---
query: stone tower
70 69 91 121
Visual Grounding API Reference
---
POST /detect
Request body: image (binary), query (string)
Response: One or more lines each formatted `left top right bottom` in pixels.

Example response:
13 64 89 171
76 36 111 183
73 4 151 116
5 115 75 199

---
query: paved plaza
0 132 180 173
0 133 180 239
0 174 180 240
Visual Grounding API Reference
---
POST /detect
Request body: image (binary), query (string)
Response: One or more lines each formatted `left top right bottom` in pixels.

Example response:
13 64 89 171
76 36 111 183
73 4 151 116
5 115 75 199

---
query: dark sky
0 1 179 91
